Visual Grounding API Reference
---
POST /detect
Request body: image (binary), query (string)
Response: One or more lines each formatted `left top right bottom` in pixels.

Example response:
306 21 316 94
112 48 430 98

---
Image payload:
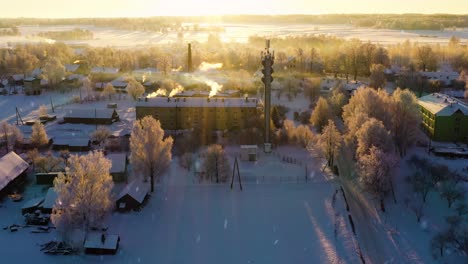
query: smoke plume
169 84 184 97
147 88 167 98
198 62 223 72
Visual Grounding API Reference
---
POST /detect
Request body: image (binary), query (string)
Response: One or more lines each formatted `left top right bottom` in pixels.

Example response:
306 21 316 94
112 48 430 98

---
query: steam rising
169 84 184 97
198 62 223 72
147 88 167 98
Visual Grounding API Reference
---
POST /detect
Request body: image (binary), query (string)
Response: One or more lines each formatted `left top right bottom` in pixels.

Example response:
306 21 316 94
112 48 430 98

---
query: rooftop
107 153 127 174
117 180 149 204
0 151 29 191
136 97 258 108
418 93 468 116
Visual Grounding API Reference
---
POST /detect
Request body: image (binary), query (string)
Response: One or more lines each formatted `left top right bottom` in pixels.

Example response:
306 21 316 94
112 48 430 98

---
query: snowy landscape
1 4 468 264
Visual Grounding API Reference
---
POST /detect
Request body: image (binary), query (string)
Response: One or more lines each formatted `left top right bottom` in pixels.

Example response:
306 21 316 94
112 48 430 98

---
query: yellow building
136 97 258 131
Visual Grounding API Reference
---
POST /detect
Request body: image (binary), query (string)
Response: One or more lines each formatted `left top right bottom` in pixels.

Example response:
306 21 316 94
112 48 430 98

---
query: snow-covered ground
0 23 466 48
0 145 364 263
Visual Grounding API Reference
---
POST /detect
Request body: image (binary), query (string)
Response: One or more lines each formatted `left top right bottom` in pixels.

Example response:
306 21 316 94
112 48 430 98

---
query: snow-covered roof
136 97 258 108
64 108 118 119
84 233 119 250
111 80 128 88
117 180 149 204
12 74 24 81
53 137 90 147
91 67 119 74
22 197 44 211
42 187 57 210
65 64 80 72
0 151 29 191
67 74 83 81
133 68 159 75
24 77 37 82
31 68 42 77
418 93 468 116
107 153 127 174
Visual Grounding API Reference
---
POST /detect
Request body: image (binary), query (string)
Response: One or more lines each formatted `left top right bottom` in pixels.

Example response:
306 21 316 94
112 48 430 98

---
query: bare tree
439 181 464 208
52 151 114 240
130 116 173 192
202 144 230 183
406 171 434 203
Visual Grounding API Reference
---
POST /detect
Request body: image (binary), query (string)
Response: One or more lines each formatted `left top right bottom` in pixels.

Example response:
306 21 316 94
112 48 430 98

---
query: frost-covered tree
202 144 230 183
26 148 39 171
38 104 48 117
91 126 111 148
310 97 331 132
390 88 421 156
35 152 64 173
31 121 48 146
52 151 113 240
127 78 145 100
328 84 348 117
102 83 116 100
369 64 386 89
0 121 23 152
42 57 66 88
357 146 397 212
295 125 315 148
81 77 93 100
355 118 393 159
318 119 342 168
130 116 173 192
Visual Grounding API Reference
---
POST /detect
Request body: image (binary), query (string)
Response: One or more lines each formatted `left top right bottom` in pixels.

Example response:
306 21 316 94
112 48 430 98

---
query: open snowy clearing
0 162 361 263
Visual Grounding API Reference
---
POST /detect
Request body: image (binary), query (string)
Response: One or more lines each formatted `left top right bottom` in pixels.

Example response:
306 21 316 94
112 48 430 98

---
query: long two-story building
136 97 259 131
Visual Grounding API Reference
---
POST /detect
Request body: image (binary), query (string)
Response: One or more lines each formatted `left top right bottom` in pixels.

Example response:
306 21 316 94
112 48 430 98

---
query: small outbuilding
0 151 29 195
52 137 91 152
240 145 258 161
63 108 119 124
84 233 120 255
21 197 44 215
36 172 64 185
116 180 150 211
40 187 57 214
107 153 128 182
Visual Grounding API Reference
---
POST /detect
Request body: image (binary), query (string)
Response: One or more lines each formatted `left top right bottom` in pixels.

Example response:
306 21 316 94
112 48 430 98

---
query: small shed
52 137 90 152
116 180 149 211
240 145 258 161
21 197 44 215
0 151 29 195
84 233 120 255
36 172 63 185
24 77 41 95
64 108 119 124
107 153 127 182
40 187 57 214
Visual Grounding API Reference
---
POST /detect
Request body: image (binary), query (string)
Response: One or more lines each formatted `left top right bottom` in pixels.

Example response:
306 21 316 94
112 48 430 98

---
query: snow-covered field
0 23 466 48
0 144 364 263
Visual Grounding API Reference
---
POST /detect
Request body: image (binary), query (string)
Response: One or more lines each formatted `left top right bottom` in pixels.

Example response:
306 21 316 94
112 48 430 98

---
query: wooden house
0 151 29 196
115 180 149 211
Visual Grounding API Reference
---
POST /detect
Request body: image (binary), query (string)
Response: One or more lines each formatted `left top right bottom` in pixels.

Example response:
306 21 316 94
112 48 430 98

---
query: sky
1 0 467 18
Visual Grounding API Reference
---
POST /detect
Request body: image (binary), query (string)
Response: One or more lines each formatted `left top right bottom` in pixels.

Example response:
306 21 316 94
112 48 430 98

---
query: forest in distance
1 14 468 33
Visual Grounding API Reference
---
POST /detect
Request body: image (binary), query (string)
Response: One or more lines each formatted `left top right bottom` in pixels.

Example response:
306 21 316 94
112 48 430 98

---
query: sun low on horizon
2 0 468 18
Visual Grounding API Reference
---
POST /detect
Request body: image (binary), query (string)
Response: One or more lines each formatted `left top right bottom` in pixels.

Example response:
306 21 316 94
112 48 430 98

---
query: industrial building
135 97 259 131
418 93 468 142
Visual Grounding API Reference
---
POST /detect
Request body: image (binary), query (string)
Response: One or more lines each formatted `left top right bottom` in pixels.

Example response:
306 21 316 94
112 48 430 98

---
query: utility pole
187 43 193 73
261 39 274 153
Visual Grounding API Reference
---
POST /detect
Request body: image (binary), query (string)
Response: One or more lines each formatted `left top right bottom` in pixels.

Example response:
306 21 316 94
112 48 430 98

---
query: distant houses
0 151 29 196
418 93 468 142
